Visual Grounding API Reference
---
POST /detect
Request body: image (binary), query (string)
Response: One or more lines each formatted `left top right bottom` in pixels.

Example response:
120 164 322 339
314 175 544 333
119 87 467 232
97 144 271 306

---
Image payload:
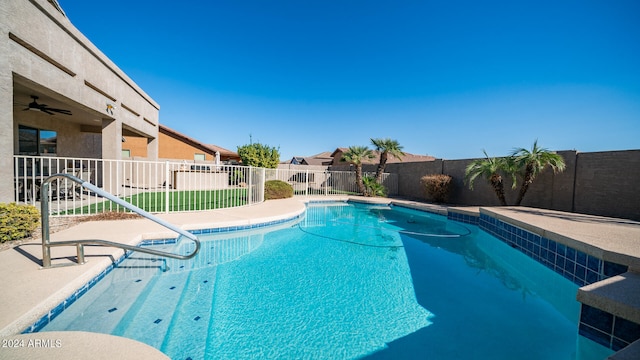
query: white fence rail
12 156 397 216
13 156 264 216
265 168 398 196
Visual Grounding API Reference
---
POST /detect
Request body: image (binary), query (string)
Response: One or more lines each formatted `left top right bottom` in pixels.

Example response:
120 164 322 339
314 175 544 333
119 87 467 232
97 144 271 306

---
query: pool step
42 254 164 333
113 266 191 348
159 267 218 359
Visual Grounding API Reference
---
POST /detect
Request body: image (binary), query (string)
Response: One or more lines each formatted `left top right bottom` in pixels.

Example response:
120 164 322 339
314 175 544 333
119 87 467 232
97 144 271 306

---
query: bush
264 180 293 200
0 203 40 243
237 143 280 168
420 174 452 203
363 176 387 197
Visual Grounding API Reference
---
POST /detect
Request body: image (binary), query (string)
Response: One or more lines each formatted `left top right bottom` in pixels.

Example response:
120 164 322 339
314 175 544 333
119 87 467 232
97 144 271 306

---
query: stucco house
1 0 161 202
1 0 239 203
285 148 435 169
283 152 333 166
123 124 240 163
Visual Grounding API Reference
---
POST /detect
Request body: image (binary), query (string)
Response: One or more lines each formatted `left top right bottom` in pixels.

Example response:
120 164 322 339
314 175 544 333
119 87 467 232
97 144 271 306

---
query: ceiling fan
24 95 72 115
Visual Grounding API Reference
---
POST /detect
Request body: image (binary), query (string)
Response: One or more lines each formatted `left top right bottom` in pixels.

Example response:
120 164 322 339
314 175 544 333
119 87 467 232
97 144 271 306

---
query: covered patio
1 0 161 203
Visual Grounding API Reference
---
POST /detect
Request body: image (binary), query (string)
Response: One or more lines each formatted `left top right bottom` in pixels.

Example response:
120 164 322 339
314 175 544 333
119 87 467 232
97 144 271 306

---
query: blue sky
60 1 640 161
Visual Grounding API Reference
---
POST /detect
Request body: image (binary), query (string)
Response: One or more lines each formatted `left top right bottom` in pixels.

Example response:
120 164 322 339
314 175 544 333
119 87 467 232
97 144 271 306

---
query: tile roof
159 124 239 158
330 147 435 164
291 147 435 165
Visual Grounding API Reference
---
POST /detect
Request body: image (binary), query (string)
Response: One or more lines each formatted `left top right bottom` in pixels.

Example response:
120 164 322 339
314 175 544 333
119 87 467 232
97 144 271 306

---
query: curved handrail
40 173 200 268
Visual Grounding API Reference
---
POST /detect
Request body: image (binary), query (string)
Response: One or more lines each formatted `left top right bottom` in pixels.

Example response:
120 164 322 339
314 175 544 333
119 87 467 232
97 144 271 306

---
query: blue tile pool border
579 304 640 351
474 211 636 353
390 203 447 217
22 213 303 334
21 251 131 334
447 211 480 225
478 213 628 287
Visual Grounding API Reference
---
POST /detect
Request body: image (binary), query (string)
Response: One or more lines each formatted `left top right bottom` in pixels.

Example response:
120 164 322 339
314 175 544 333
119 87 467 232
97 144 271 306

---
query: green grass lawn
58 189 249 215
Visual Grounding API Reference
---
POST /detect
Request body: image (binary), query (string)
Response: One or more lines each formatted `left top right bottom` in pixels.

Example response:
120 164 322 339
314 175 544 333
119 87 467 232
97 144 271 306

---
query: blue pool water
41 202 613 359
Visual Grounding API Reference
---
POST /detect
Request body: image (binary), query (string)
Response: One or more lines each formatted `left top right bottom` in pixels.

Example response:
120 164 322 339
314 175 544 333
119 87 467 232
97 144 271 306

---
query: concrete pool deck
0 196 638 359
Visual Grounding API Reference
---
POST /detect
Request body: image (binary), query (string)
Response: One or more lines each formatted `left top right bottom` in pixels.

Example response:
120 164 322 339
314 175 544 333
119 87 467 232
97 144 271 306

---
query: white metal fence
265 168 398 196
13 156 264 216
12 156 397 216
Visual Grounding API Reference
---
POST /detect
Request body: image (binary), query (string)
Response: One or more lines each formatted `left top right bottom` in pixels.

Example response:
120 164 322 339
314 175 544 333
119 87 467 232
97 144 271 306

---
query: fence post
258 168 264 202
248 166 253 204
325 171 328 196
165 161 170 214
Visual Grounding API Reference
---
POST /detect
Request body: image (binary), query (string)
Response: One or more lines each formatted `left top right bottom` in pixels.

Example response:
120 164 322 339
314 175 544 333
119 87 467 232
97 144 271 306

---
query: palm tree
342 146 375 195
464 150 517 206
371 138 405 183
511 140 566 206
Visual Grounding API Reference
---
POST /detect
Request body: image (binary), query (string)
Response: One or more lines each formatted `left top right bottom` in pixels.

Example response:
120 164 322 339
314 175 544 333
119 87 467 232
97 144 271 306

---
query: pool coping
0 331 170 359
1 197 639 359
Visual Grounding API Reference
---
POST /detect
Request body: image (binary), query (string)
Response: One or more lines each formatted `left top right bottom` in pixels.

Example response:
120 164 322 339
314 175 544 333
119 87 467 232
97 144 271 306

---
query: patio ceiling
12 77 111 127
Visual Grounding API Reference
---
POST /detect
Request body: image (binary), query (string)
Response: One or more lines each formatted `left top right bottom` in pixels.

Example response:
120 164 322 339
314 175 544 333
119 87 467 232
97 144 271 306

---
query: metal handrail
40 173 200 269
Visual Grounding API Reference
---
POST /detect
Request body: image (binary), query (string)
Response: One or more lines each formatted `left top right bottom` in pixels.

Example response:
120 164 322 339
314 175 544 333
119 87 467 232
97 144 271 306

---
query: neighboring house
1 0 160 202
280 148 435 173
329 148 436 169
283 152 334 166
287 157 305 165
123 125 241 163
283 148 434 169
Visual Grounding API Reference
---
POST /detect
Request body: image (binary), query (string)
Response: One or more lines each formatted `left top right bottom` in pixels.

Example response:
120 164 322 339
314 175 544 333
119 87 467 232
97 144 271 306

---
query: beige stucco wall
0 0 160 202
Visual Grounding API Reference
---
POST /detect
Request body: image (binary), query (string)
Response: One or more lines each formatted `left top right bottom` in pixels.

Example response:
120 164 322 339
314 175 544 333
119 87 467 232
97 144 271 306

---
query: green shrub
237 143 280 168
363 176 387 197
264 180 293 200
420 174 452 203
0 203 40 242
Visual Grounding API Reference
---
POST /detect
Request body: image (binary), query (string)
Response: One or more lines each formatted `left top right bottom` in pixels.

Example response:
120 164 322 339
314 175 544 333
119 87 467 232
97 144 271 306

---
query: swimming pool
40 202 613 359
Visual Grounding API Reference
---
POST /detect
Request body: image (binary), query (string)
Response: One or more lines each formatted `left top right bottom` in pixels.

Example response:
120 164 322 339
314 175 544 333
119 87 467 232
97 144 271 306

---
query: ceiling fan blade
22 95 72 115
48 108 72 115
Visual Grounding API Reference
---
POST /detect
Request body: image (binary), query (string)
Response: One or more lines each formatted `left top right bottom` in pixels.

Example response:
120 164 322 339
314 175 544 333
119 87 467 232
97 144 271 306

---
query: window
194 153 206 161
18 126 38 155
40 130 57 155
122 149 131 158
18 125 57 155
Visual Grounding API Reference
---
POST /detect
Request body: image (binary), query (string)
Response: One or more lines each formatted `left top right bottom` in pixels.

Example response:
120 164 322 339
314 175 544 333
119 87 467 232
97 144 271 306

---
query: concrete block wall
384 150 640 221
573 150 640 221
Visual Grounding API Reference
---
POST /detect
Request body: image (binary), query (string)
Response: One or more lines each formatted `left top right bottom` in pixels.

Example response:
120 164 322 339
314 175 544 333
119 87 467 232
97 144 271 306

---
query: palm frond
371 138 405 159
342 145 374 165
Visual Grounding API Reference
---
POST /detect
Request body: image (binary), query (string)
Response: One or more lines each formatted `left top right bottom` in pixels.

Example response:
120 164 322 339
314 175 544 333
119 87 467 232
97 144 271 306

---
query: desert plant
341 146 375 195
511 140 566 205
464 150 517 206
371 138 405 183
0 203 40 242
264 180 293 200
420 174 452 203
362 176 387 197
